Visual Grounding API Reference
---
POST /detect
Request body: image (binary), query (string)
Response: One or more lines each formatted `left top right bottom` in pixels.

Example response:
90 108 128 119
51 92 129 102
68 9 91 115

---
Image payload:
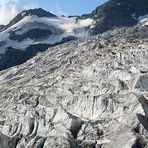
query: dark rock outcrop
88 0 148 34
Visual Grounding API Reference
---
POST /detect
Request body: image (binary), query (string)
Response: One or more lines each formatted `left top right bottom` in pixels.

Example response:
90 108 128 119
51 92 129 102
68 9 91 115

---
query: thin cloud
0 0 20 25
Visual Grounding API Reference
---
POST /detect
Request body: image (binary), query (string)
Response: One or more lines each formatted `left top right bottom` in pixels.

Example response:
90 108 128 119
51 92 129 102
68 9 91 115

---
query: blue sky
20 0 107 16
0 0 107 25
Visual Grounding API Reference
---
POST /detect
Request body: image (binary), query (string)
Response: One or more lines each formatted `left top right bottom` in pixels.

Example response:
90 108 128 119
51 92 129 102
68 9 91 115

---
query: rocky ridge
88 0 148 34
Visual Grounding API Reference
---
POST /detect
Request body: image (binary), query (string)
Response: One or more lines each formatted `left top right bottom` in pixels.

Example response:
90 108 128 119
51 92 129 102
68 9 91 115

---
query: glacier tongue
0 36 148 148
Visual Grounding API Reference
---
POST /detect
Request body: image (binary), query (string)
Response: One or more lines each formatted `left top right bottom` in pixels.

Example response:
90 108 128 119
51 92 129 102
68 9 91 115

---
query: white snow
138 14 148 21
132 14 148 26
138 14 148 26
5 15 93 35
0 15 93 54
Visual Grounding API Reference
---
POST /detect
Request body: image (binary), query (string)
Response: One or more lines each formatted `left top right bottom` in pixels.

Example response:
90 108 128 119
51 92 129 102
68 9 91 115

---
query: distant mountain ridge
0 8 57 32
0 8 93 71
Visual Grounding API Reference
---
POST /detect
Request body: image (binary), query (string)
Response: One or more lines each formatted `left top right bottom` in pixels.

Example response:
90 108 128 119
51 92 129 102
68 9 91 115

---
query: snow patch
138 14 148 26
138 14 148 21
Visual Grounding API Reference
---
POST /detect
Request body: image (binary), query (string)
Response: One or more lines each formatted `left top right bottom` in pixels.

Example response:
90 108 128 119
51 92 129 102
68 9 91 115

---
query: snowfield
0 15 93 54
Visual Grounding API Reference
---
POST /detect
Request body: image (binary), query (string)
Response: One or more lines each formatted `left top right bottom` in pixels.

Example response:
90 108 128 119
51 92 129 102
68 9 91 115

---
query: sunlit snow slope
0 8 93 71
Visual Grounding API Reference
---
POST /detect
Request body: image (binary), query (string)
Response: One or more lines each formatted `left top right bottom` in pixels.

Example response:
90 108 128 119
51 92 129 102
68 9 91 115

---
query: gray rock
0 35 148 147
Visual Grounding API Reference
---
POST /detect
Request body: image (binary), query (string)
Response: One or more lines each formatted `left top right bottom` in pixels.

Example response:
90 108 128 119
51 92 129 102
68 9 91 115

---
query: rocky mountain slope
88 0 148 34
0 0 148 148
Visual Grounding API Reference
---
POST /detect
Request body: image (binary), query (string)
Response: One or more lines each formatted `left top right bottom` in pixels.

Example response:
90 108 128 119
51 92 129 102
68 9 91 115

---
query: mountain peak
4 8 56 30
21 8 56 18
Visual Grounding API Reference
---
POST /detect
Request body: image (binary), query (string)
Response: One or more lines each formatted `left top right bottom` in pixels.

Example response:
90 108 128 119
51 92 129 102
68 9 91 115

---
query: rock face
0 35 148 147
88 0 148 34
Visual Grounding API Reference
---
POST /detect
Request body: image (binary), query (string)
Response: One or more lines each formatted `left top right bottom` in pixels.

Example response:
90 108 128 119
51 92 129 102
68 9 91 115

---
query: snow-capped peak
0 9 93 70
